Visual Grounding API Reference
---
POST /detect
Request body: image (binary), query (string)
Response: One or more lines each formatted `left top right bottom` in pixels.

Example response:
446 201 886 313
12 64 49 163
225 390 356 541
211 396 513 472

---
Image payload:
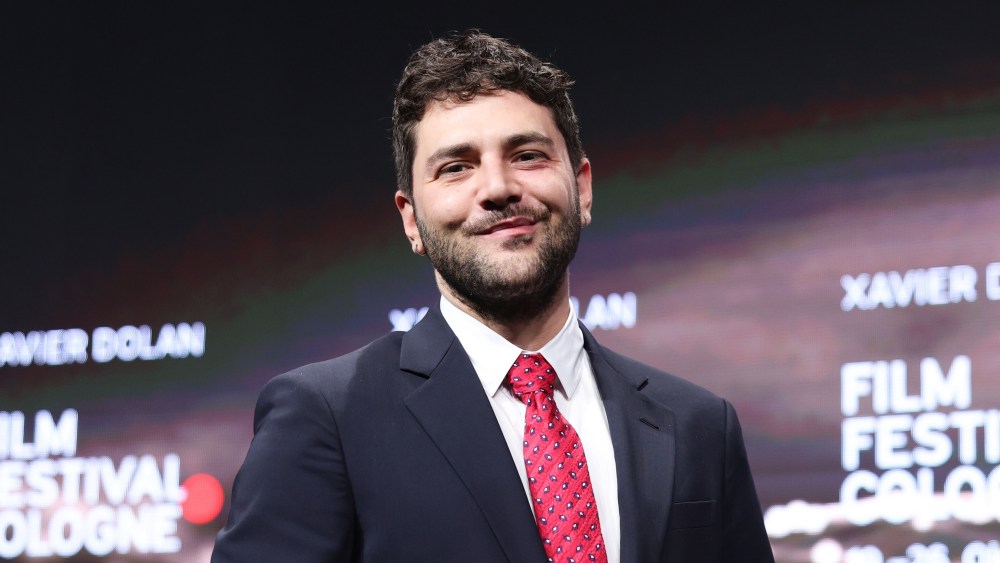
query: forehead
412 90 565 157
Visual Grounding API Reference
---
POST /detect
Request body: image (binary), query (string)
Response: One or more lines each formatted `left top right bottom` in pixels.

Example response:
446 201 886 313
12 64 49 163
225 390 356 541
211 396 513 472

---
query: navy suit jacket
212 307 774 562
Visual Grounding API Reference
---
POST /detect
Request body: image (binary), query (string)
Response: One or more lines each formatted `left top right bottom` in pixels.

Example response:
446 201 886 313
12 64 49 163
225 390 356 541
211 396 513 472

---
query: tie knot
507 353 557 400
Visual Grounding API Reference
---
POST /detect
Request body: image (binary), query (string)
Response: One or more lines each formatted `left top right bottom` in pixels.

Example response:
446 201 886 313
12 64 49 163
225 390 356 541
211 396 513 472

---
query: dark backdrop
3 5 1000 562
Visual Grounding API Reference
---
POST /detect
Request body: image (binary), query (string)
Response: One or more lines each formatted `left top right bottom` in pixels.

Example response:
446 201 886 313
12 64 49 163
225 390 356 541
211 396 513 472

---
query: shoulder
266 303 456 397
255 330 411 419
275 332 406 378
595 341 725 403
587 339 735 432
275 330 405 385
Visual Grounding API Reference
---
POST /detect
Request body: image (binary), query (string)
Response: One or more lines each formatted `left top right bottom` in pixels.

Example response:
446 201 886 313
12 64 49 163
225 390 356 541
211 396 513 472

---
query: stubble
416 199 581 325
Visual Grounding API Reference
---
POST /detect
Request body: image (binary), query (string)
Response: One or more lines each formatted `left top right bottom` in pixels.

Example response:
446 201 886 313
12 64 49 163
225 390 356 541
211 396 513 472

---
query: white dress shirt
439 296 621 563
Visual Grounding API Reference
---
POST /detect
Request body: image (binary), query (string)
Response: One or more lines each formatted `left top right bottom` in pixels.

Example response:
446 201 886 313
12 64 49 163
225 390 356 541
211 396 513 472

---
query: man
213 31 774 562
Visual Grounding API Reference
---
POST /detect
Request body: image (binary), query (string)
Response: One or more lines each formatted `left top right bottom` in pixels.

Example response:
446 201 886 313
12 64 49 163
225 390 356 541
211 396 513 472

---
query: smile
478 217 537 236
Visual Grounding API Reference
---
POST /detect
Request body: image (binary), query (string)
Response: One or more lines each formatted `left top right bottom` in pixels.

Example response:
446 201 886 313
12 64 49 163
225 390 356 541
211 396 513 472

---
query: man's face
396 90 593 319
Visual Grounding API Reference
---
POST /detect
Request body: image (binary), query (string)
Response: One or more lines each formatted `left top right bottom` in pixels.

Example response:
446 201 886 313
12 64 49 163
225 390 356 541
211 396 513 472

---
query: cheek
420 193 472 226
529 171 576 204
538 188 577 215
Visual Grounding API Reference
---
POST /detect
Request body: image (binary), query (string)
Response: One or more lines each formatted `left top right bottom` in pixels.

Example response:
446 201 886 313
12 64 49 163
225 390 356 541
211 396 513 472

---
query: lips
462 204 551 237
478 216 536 235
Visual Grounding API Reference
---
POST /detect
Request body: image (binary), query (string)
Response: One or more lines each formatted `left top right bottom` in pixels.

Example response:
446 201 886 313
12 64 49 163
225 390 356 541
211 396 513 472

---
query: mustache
461 204 551 235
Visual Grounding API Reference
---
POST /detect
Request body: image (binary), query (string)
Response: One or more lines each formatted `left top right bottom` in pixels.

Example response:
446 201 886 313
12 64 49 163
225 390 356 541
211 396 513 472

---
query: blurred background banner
3 5 1000 562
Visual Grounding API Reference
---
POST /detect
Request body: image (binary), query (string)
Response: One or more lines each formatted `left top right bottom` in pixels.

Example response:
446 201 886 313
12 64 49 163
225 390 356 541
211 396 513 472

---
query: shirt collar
438 295 586 400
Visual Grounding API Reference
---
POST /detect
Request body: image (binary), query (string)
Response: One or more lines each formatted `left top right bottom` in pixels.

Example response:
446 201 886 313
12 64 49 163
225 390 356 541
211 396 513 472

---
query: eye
514 151 546 163
437 162 469 177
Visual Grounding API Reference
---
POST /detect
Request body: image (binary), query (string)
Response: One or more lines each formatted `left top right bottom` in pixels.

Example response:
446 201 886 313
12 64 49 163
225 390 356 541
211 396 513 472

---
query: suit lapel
400 308 547 562
584 327 676 563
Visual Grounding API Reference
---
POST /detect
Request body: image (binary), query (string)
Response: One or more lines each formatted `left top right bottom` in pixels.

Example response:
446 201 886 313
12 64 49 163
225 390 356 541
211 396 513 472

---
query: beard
416 199 581 325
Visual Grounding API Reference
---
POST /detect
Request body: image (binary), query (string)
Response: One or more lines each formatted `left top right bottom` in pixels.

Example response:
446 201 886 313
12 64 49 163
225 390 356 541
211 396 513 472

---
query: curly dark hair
392 30 584 195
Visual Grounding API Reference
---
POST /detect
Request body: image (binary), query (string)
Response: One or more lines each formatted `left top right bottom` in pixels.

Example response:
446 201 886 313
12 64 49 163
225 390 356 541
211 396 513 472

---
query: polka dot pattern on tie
508 353 607 563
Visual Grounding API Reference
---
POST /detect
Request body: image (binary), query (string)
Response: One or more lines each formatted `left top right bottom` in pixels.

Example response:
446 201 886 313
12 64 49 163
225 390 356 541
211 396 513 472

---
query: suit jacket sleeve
721 399 774 562
212 370 356 563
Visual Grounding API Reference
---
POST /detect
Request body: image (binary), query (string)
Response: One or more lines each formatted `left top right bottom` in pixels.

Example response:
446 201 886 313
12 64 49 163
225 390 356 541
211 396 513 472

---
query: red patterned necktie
507 353 607 563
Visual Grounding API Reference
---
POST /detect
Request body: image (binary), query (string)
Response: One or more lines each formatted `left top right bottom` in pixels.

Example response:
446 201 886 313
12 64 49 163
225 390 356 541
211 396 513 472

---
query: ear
395 190 425 255
576 158 593 227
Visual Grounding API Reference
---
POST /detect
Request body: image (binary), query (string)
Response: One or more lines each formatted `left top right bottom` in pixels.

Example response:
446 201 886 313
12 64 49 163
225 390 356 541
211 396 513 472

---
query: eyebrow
503 132 555 152
426 143 475 169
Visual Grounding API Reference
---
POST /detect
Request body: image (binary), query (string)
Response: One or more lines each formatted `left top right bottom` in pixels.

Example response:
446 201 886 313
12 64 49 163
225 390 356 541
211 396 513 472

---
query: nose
478 157 522 210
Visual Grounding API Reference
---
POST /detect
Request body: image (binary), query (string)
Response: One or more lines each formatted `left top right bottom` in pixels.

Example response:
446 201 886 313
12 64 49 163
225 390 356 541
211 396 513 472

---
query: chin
496 233 536 250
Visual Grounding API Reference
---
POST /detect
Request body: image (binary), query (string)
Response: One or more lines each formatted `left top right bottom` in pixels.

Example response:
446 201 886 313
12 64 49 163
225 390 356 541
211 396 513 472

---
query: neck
438 274 572 351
